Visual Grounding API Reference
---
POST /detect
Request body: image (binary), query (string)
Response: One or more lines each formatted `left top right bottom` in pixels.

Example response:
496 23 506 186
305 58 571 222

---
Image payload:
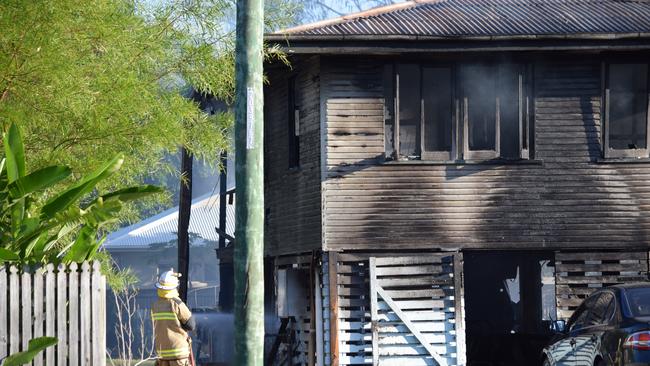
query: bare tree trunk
218 151 234 312
178 146 193 302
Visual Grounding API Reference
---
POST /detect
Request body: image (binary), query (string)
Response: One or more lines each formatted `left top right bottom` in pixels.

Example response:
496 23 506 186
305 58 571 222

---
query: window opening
464 65 497 154
540 260 556 321
397 64 421 159
605 63 650 158
422 66 454 160
385 62 529 161
499 64 523 159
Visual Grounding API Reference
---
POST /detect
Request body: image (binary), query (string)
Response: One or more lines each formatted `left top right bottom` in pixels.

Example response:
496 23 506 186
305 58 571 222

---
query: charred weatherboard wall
264 56 322 256
322 55 650 252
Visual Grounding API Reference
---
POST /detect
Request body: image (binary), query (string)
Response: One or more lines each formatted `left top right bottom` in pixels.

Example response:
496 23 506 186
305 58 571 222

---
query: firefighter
151 269 196 366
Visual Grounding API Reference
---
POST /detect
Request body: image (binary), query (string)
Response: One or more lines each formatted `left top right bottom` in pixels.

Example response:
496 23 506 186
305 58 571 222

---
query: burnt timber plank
264 56 322 256
555 250 650 319
317 56 650 252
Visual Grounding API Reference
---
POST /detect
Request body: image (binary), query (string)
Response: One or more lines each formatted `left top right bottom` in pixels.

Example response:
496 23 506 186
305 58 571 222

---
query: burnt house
261 1 650 365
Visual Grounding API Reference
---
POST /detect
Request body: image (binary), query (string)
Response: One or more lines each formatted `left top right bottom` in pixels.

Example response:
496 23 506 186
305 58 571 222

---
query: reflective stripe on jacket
152 297 193 360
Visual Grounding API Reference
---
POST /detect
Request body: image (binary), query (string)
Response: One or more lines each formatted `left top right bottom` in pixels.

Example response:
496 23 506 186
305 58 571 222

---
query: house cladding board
322 55 650 252
264 56 322 256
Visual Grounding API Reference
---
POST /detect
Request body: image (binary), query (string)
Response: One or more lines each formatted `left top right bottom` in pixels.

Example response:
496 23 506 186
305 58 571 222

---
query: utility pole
234 0 264 364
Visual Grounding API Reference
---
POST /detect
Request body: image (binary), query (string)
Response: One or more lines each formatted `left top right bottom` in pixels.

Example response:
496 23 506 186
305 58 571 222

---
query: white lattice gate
368 255 465 366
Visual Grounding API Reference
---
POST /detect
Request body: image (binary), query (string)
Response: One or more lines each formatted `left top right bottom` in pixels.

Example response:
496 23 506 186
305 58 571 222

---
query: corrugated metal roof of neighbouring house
103 193 235 249
271 0 650 40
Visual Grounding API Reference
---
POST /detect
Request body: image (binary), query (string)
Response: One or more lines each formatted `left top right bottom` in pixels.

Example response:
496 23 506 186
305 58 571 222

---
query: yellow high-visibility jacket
151 297 195 360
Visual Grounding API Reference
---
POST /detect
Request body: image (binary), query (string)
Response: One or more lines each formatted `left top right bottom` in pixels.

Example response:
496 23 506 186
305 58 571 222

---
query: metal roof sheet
275 0 650 39
104 193 235 249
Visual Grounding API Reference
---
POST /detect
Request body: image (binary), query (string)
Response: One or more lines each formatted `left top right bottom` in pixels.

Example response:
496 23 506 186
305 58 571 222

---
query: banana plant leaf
8 166 72 200
82 200 123 227
40 223 79 255
84 236 106 262
0 248 19 262
16 217 40 257
61 226 96 263
40 154 124 220
3 125 28 240
0 124 162 266
9 199 24 242
1 337 57 366
31 224 81 264
3 124 25 184
22 232 48 263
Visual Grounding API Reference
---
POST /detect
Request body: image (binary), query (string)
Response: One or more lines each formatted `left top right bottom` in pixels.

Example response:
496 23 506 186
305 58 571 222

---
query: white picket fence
0 261 106 366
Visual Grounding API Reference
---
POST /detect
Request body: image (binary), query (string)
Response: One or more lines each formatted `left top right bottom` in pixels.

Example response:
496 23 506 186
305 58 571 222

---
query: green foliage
94 249 138 292
1 337 58 366
0 0 297 223
0 124 161 266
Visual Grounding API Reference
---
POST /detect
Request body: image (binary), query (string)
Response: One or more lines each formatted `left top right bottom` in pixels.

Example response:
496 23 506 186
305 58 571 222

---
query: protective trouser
155 359 190 366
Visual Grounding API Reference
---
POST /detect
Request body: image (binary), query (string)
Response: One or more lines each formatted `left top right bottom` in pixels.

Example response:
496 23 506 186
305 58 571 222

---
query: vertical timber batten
315 257 325 366
453 253 466 366
328 252 340 366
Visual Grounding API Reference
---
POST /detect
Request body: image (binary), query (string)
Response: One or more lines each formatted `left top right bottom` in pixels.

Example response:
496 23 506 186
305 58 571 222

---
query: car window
587 292 615 326
569 294 598 332
624 288 650 317
569 305 590 332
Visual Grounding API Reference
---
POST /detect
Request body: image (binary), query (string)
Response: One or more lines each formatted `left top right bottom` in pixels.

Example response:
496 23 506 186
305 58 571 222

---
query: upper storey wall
321 55 650 252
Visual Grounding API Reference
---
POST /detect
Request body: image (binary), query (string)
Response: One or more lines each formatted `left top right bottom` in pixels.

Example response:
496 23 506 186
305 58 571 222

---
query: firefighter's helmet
156 268 182 290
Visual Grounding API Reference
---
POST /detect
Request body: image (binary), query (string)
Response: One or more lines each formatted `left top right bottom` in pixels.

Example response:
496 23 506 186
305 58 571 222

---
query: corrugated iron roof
104 193 235 249
274 0 650 39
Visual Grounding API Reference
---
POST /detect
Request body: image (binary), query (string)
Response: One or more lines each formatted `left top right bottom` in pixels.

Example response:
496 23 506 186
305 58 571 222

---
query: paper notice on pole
246 87 254 150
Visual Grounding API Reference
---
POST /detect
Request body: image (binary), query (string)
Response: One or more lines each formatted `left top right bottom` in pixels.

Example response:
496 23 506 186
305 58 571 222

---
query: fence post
45 264 55 365
21 267 32 354
91 261 105 366
9 266 19 355
80 262 91 366
57 264 68 366
33 267 45 366
69 262 79 366
0 266 7 360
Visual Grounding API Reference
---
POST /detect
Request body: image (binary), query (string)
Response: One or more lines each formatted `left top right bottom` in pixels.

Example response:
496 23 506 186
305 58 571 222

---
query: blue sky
300 0 406 23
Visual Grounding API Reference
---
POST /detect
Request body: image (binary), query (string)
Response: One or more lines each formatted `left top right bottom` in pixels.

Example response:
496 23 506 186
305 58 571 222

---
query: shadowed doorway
464 251 556 366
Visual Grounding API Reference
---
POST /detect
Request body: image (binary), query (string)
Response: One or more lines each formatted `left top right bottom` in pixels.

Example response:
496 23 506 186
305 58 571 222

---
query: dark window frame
461 64 500 160
422 64 457 161
387 61 531 162
288 75 300 168
392 63 457 161
602 61 650 159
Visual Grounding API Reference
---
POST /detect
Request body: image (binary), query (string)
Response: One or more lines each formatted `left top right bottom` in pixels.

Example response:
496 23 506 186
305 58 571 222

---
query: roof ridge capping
275 0 441 35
